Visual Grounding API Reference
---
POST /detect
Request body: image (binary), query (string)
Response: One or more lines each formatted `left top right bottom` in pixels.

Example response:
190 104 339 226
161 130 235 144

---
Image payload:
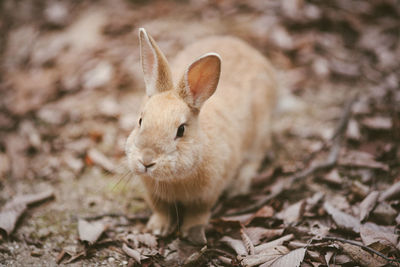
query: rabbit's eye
138 118 142 127
176 124 185 138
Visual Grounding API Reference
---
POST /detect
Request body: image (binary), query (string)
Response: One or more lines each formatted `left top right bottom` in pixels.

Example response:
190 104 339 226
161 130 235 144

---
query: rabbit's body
126 30 276 241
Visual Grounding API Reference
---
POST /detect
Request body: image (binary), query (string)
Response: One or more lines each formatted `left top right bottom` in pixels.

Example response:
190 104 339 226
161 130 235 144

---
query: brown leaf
324 250 334 265
254 234 294 254
350 180 369 199
370 202 397 225
78 219 106 244
269 247 306 267
122 243 141 264
379 181 400 201
245 205 275 225
220 236 248 256
87 148 116 173
240 228 255 255
5 189 55 208
360 224 398 248
346 119 361 140
332 253 353 265
322 169 343 186
253 205 275 218
359 191 379 222
245 227 284 246
339 242 386 267
276 200 305 224
0 189 55 235
305 192 324 213
0 203 26 235
362 116 392 131
338 150 389 171
239 245 289 267
323 202 360 233
134 233 157 248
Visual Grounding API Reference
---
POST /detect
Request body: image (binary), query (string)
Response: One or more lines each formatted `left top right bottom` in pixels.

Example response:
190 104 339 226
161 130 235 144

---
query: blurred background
0 0 399 265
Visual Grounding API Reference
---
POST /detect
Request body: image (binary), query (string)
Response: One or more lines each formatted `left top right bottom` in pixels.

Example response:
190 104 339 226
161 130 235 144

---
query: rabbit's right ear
139 28 173 97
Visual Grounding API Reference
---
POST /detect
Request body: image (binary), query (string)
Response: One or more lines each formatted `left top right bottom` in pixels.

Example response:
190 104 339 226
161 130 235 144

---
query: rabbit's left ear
177 53 221 110
139 28 173 97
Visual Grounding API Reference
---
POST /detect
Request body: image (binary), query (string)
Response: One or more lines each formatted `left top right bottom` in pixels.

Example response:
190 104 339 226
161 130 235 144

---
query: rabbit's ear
177 53 221 110
139 28 173 97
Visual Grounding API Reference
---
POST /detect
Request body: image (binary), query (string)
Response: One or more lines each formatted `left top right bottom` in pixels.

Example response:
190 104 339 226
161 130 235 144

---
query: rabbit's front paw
146 212 171 236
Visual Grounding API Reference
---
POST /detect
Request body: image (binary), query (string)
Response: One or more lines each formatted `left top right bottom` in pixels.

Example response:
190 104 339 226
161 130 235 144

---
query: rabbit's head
126 28 221 181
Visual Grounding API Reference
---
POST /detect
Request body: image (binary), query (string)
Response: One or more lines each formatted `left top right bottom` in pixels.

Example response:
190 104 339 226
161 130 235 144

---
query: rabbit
125 28 277 242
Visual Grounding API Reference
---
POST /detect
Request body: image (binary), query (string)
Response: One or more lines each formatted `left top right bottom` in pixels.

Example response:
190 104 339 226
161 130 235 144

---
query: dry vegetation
0 0 399 266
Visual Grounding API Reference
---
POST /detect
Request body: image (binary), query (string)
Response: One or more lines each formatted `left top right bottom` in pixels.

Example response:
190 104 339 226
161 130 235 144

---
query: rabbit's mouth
134 161 155 175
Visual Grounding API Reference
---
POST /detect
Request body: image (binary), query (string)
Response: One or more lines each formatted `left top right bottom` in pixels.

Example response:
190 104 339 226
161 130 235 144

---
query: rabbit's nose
140 161 156 169
140 148 156 169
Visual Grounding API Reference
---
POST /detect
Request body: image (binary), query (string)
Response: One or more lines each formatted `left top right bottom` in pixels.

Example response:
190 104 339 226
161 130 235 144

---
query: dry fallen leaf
220 236 248 256
122 243 141 264
379 181 400 201
126 233 158 249
346 119 361 140
370 202 397 225
324 250 334 265
254 234 294 254
0 190 55 235
276 200 305 224
86 148 116 173
239 245 289 267
362 116 392 131
240 228 255 255
78 219 107 245
268 247 306 267
252 205 275 219
339 242 386 267
245 227 284 246
360 224 398 248
322 169 343 186
5 189 55 208
323 202 360 233
0 203 26 236
359 191 379 222
338 150 389 171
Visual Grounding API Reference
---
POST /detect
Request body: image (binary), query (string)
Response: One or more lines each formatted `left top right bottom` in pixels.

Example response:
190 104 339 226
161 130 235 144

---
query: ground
0 0 399 266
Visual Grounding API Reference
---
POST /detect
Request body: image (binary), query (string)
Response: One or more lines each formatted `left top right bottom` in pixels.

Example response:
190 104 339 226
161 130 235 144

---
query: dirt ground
0 0 399 266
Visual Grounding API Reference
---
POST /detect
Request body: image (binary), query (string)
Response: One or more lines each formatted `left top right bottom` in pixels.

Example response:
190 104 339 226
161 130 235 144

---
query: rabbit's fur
126 29 276 239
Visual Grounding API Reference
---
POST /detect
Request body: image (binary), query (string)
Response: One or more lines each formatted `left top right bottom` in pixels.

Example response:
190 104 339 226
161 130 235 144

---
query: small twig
82 212 150 222
321 236 400 264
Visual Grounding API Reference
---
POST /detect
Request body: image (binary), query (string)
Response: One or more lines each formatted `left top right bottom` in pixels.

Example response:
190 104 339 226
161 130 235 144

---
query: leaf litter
1 0 400 266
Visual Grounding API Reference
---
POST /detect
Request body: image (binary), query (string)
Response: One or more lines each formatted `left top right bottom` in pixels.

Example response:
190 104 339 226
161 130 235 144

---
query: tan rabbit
125 28 277 241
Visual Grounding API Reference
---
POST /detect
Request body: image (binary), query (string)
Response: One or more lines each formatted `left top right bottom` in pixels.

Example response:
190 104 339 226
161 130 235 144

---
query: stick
82 212 149 221
321 236 400 264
